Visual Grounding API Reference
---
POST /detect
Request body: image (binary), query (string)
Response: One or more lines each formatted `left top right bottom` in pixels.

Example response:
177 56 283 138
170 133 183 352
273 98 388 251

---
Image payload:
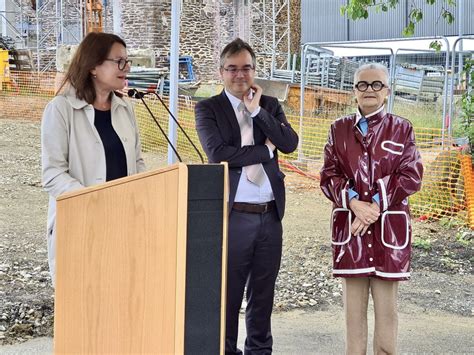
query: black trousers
225 208 283 355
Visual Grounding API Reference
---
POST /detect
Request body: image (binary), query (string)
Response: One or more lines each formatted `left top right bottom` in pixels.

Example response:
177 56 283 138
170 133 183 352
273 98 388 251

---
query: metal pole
449 38 459 142
103 0 107 32
458 0 464 77
287 0 290 70
270 0 276 79
265 0 269 76
113 0 121 35
168 0 180 164
388 52 395 113
79 0 83 38
298 44 306 162
291 53 296 82
441 36 450 146
36 2 40 71
20 0 24 46
58 0 62 46
346 0 350 41
0 0 6 36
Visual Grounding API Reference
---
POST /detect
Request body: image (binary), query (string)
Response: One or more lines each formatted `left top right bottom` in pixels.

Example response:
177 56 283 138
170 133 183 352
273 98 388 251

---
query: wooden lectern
54 163 228 354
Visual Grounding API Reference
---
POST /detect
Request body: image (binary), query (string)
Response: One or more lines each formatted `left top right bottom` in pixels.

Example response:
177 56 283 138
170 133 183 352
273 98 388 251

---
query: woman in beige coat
41 32 146 285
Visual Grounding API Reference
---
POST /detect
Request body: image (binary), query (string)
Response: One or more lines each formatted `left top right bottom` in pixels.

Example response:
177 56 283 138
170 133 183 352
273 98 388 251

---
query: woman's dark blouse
94 109 127 181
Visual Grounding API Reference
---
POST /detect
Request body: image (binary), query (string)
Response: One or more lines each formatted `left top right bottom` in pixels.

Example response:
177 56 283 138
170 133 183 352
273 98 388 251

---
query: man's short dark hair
220 38 257 68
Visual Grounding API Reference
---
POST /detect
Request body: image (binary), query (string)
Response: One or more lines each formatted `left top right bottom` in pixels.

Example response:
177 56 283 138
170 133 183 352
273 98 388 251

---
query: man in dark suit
195 38 298 355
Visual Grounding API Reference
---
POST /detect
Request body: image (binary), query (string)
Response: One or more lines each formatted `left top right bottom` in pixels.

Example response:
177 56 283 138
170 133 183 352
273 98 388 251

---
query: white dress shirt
225 90 275 203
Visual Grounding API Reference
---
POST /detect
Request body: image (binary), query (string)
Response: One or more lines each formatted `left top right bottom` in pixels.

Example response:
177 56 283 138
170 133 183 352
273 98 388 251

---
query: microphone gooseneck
128 88 205 164
128 88 182 163
149 91 205 164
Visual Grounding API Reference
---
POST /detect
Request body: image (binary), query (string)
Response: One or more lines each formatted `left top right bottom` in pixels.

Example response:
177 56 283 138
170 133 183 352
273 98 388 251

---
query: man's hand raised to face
243 83 263 114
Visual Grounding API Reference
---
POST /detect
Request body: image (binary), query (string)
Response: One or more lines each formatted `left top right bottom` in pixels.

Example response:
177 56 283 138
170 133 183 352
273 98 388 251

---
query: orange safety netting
1 70 472 226
459 155 474 229
0 71 57 120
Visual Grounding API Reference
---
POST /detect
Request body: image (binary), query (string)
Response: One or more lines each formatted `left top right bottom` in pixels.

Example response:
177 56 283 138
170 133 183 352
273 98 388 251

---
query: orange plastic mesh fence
134 101 471 225
0 71 57 120
0 70 471 225
459 155 474 229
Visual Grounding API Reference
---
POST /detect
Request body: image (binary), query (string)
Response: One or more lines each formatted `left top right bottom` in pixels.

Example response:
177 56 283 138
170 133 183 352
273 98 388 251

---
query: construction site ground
0 118 472 353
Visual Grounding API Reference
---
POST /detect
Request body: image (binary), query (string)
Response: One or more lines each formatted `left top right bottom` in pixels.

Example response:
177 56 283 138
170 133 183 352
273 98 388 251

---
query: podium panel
54 163 227 354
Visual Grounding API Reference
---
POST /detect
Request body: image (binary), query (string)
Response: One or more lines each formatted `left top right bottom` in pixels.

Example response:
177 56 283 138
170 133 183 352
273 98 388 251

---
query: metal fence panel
0 46 472 227
296 38 473 225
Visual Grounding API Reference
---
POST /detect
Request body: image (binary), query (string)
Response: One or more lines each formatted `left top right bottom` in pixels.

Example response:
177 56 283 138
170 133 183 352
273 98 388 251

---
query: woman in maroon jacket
320 63 423 354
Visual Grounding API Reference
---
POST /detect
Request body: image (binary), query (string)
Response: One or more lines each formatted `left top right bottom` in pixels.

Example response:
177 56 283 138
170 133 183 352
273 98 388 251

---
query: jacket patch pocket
381 211 410 249
331 208 352 246
381 140 404 155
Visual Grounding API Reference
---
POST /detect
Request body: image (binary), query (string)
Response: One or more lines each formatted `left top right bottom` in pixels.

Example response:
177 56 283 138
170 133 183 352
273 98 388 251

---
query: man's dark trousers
225 206 283 355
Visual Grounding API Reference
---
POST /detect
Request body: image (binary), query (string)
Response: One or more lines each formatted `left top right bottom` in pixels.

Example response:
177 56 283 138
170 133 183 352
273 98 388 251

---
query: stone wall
106 0 300 81
12 0 301 81
118 0 169 56
103 0 236 81
180 0 231 81
290 0 301 55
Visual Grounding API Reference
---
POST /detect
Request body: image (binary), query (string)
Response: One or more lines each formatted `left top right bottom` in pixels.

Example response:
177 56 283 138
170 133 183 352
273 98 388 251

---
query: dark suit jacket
195 90 298 220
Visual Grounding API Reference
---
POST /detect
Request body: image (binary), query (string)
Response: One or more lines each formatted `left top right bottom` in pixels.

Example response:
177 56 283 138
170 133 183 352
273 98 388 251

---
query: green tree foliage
460 59 474 156
340 0 455 39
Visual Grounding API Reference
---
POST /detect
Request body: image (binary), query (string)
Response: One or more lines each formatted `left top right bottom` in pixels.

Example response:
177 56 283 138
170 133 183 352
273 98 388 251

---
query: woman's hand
349 199 380 225
351 216 370 236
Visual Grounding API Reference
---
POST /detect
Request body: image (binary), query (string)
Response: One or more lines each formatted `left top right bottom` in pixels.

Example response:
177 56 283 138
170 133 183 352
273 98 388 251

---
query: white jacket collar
63 87 127 110
355 105 385 126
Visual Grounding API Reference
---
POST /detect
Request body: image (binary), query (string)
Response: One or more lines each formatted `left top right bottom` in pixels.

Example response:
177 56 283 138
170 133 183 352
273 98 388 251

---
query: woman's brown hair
57 32 126 104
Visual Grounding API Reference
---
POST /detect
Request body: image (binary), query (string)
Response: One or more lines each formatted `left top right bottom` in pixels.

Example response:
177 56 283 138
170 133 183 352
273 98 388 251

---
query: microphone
127 88 182 163
128 90 146 99
129 89 205 164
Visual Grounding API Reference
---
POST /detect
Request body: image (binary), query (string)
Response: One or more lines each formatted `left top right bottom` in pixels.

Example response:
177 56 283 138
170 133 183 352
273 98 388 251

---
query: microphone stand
128 88 182 163
149 91 205 164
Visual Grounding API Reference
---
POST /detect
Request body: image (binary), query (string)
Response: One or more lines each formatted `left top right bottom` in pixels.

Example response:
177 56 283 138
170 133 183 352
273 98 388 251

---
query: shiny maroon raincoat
320 110 423 281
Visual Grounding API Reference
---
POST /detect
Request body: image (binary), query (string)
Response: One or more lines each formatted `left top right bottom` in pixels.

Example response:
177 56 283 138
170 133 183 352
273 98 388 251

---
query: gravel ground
0 118 473 346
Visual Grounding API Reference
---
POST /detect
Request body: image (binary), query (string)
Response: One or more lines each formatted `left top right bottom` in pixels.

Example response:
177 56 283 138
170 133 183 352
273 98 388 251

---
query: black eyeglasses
354 81 387 92
104 58 132 70
222 67 255 75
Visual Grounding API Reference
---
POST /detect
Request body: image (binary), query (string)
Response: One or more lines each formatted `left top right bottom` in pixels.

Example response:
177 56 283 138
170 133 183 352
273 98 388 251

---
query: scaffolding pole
33 0 82 71
0 0 27 48
248 0 290 78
